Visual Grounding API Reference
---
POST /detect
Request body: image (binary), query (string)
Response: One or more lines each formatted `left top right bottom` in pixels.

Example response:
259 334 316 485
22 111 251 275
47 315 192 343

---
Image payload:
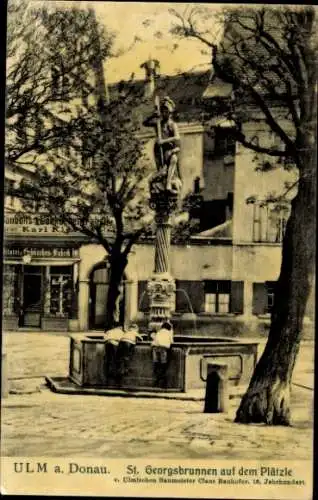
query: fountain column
143 94 182 332
147 190 179 331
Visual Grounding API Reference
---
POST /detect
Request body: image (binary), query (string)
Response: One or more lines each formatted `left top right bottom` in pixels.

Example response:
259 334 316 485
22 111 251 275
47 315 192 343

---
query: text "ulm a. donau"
14 462 48 473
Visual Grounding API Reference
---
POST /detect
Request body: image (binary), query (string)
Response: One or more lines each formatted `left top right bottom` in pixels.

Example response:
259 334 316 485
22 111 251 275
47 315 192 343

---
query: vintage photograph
1 1 316 498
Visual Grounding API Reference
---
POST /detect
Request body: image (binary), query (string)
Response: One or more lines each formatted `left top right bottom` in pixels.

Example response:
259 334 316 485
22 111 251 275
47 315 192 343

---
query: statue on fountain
144 95 182 331
143 96 182 197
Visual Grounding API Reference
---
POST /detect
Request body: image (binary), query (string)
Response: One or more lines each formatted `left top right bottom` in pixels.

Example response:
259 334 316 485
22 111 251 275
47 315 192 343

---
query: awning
209 117 235 128
192 219 232 239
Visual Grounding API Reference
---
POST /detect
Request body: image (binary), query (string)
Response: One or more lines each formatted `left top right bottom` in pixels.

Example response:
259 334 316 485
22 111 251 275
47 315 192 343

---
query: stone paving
1 332 314 459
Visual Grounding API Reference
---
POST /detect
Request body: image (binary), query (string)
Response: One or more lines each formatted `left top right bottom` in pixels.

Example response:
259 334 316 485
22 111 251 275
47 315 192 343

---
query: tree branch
95 224 112 254
234 129 286 156
123 226 147 257
212 46 297 159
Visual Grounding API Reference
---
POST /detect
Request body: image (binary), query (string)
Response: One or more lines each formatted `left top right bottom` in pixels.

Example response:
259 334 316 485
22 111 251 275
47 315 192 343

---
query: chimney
88 8 110 106
194 176 201 194
140 58 160 98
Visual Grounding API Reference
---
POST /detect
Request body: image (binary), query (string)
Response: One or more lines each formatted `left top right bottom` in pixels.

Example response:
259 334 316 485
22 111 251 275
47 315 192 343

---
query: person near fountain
104 323 124 382
116 323 143 379
143 96 182 194
151 321 174 388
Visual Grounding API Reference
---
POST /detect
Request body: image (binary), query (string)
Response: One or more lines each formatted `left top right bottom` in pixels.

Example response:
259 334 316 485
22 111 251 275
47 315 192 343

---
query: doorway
89 263 126 329
20 266 43 327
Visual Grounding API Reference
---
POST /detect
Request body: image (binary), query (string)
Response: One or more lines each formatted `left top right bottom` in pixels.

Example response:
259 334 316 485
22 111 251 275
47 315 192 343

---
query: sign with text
4 214 70 235
1 458 313 498
4 247 79 259
4 213 115 236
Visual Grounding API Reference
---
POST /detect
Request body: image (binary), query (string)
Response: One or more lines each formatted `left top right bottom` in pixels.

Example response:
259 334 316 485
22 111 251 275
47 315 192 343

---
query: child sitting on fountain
104 323 124 382
151 321 174 388
116 323 143 379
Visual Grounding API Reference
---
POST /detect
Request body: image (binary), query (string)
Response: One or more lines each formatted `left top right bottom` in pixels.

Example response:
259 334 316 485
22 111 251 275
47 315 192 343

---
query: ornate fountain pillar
147 190 179 331
144 95 182 332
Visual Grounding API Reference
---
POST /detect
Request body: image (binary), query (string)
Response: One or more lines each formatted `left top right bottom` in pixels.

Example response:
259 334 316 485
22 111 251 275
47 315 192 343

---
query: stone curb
45 376 248 402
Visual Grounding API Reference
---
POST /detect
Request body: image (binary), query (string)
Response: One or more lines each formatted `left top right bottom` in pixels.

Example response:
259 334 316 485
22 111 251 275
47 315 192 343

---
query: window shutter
138 281 149 312
176 280 205 313
231 281 244 314
252 283 267 315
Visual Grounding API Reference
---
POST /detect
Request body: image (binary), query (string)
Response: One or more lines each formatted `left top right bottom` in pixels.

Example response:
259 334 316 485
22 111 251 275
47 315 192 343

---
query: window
253 281 276 315
203 281 244 315
214 128 235 156
204 281 231 314
204 131 215 156
265 281 276 314
253 202 290 243
5 179 15 207
138 281 150 312
3 264 16 315
50 266 73 316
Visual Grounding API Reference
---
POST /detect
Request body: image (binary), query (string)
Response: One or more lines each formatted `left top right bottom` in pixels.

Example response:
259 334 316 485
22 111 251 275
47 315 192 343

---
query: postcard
1 1 315 498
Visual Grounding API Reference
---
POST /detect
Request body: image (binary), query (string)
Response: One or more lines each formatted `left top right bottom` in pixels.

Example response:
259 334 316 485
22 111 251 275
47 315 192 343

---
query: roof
107 70 232 127
220 10 299 103
202 77 232 99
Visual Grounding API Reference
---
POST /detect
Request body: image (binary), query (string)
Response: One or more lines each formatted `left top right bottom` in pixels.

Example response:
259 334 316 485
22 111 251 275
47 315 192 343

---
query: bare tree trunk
105 251 127 331
235 141 316 425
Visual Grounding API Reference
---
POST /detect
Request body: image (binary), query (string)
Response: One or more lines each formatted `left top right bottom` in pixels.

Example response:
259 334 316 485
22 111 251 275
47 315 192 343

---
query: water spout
175 288 198 336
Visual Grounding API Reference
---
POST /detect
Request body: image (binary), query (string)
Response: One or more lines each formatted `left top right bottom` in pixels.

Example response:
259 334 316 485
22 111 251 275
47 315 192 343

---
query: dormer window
214 127 236 156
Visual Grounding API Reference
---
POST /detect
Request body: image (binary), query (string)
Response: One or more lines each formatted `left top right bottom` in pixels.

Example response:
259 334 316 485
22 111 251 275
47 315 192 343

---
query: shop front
3 244 82 331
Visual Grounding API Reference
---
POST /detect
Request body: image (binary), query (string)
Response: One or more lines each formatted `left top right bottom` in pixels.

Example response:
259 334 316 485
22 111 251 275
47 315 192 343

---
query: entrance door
89 266 109 329
22 266 42 327
89 264 126 329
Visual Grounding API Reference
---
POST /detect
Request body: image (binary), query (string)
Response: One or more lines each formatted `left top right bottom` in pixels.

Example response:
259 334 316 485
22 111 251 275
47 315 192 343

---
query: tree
19 91 152 330
170 6 317 424
6 3 153 329
6 1 113 170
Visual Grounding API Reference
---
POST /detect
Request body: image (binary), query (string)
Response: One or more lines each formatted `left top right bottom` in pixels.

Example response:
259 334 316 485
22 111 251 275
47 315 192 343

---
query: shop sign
4 214 69 234
4 213 115 237
4 247 79 259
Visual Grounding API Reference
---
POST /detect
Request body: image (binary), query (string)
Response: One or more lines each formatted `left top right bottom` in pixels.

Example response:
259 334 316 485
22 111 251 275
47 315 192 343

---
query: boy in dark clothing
104 324 124 382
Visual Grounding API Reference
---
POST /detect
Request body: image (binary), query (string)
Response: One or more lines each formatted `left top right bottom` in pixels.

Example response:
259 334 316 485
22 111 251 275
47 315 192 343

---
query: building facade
3 60 314 336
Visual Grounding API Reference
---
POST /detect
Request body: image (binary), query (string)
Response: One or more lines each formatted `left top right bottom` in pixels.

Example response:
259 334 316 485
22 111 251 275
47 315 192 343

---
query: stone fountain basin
69 334 258 393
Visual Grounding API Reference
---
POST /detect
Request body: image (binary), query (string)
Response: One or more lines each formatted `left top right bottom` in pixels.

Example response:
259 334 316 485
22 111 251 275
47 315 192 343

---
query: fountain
47 95 258 397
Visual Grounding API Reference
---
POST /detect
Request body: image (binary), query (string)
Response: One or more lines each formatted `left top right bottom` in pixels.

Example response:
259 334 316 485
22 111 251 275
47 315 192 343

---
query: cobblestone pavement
1 386 313 459
1 332 314 459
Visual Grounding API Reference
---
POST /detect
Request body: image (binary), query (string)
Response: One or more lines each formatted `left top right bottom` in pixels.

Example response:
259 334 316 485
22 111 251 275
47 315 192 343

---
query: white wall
233 123 297 243
232 244 282 282
203 156 234 201
179 128 204 197
126 243 233 281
